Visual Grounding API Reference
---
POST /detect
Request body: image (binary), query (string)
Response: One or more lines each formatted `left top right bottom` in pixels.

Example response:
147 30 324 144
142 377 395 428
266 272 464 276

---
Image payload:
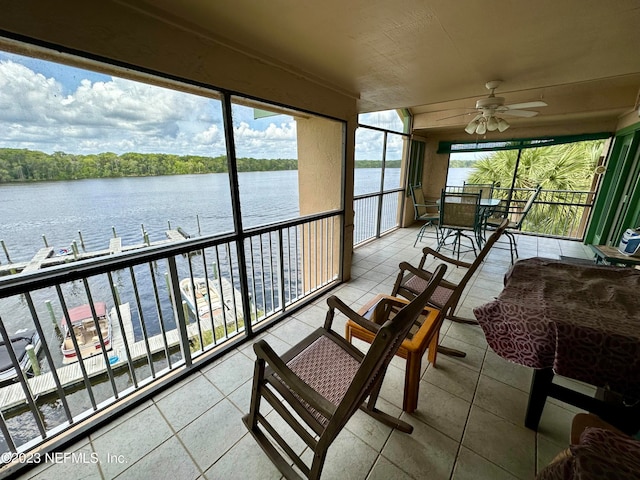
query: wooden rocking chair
392 218 509 326
242 264 448 480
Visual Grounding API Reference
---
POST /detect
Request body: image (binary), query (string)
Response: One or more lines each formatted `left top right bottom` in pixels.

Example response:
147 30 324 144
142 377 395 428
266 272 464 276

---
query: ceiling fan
462 80 547 134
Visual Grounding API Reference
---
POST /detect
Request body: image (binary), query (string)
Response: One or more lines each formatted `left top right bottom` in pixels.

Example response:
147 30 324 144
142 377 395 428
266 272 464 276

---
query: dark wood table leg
525 367 554 430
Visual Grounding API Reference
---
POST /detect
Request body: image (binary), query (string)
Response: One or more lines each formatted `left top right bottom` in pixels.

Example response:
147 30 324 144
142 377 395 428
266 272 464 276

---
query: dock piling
112 226 117 238
42 235 48 247
182 300 190 323
0 240 10 264
46 300 62 336
78 230 86 250
164 273 172 303
112 284 121 307
25 345 41 376
71 241 79 259
197 215 201 236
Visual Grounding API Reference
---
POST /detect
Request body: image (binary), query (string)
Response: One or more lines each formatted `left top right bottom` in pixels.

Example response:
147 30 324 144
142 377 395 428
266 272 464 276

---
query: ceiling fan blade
504 101 548 110
499 109 539 118
437 111 477 121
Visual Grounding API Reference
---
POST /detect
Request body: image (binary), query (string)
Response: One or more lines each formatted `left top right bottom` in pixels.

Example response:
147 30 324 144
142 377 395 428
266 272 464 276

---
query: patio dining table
473 257 640 432
437 197 501 250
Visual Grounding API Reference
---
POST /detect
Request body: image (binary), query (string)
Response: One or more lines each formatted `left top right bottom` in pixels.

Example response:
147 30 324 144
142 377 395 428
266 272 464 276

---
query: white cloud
355 126 405 161
0 60 226 156
193 124 222 145
233 120 298 158
0 58 305 159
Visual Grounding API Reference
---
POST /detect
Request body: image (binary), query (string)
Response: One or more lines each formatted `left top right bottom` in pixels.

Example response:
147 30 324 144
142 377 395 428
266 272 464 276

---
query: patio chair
410 184 440 246
243 263 448 480
437 190 482 259
392 218 509 327
485 185 542 263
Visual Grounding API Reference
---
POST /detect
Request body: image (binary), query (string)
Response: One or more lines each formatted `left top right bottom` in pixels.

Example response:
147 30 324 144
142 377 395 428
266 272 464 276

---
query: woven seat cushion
404 275 452 309
283 335 360 426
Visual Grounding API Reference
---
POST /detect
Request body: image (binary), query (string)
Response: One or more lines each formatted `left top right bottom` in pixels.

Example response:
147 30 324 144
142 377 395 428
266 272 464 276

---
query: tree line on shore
0 149 401 183
449 159 477 168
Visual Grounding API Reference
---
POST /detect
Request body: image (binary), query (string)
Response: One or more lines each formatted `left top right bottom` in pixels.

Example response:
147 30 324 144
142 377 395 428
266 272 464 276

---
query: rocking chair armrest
420 247 473 269
326 296 381 334
253 339 337 419
398 261 449 284
395 262 459 294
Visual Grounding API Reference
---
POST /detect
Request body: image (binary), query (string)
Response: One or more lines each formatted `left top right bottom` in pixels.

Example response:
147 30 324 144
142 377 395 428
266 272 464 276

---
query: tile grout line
448 346 487 480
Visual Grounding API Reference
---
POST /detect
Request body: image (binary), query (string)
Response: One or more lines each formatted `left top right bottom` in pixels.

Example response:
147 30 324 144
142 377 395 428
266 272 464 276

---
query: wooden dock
0 301 222 412
21 247 54 273
0 230 188 276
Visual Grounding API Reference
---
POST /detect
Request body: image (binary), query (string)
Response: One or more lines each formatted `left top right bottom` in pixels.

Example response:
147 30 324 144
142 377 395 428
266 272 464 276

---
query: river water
0 167 471 331
1 167 472 263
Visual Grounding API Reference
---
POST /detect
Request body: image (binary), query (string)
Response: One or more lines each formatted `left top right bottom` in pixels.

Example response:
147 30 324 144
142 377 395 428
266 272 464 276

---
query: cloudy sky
0 51 405 161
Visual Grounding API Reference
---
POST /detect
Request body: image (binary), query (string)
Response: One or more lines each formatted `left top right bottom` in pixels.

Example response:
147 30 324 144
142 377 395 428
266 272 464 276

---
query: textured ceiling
125 0 640 133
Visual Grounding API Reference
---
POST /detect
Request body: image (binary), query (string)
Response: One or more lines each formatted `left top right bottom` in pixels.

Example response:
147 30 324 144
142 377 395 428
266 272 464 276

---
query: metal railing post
167 256 192 368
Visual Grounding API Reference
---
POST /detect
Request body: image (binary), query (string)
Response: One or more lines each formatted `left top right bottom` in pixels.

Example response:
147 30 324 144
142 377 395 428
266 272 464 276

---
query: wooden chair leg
309 449 328 480
427 333 438 366
404 351 421 413
437 345 467 357
362 375 414 433
447 314 478 325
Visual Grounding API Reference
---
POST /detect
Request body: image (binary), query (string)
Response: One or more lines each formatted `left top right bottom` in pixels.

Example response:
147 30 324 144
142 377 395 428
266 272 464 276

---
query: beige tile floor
19 226 597 480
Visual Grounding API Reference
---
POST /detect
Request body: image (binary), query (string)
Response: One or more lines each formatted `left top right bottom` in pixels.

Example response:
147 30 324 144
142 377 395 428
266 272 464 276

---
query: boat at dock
179 277 224 321
61 302 112 362
0 331 41 384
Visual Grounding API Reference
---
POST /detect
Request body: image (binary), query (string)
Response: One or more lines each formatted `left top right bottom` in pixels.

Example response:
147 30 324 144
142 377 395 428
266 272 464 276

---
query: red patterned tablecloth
474 257 640 398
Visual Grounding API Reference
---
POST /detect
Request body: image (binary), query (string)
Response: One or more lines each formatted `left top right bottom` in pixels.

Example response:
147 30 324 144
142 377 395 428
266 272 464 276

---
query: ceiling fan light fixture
464 120 479 134
458 81 548 135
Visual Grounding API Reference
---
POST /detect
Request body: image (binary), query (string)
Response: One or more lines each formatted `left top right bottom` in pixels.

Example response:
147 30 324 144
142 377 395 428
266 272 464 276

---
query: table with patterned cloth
473 257 640 432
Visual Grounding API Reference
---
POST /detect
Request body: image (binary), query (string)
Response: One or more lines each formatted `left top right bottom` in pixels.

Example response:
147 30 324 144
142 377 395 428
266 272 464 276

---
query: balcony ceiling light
497 117 510 132
464 119 479 134
465 114 510 135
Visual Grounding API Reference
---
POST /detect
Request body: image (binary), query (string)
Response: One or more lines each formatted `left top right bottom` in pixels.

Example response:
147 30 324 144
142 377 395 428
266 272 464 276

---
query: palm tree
466 140 605 236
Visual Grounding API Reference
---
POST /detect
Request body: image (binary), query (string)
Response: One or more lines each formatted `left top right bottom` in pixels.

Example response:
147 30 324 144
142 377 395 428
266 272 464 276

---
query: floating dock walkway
0 229 189 276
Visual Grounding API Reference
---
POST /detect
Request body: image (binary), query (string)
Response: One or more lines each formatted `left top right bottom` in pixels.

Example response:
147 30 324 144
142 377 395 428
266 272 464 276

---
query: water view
0 168 406 336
